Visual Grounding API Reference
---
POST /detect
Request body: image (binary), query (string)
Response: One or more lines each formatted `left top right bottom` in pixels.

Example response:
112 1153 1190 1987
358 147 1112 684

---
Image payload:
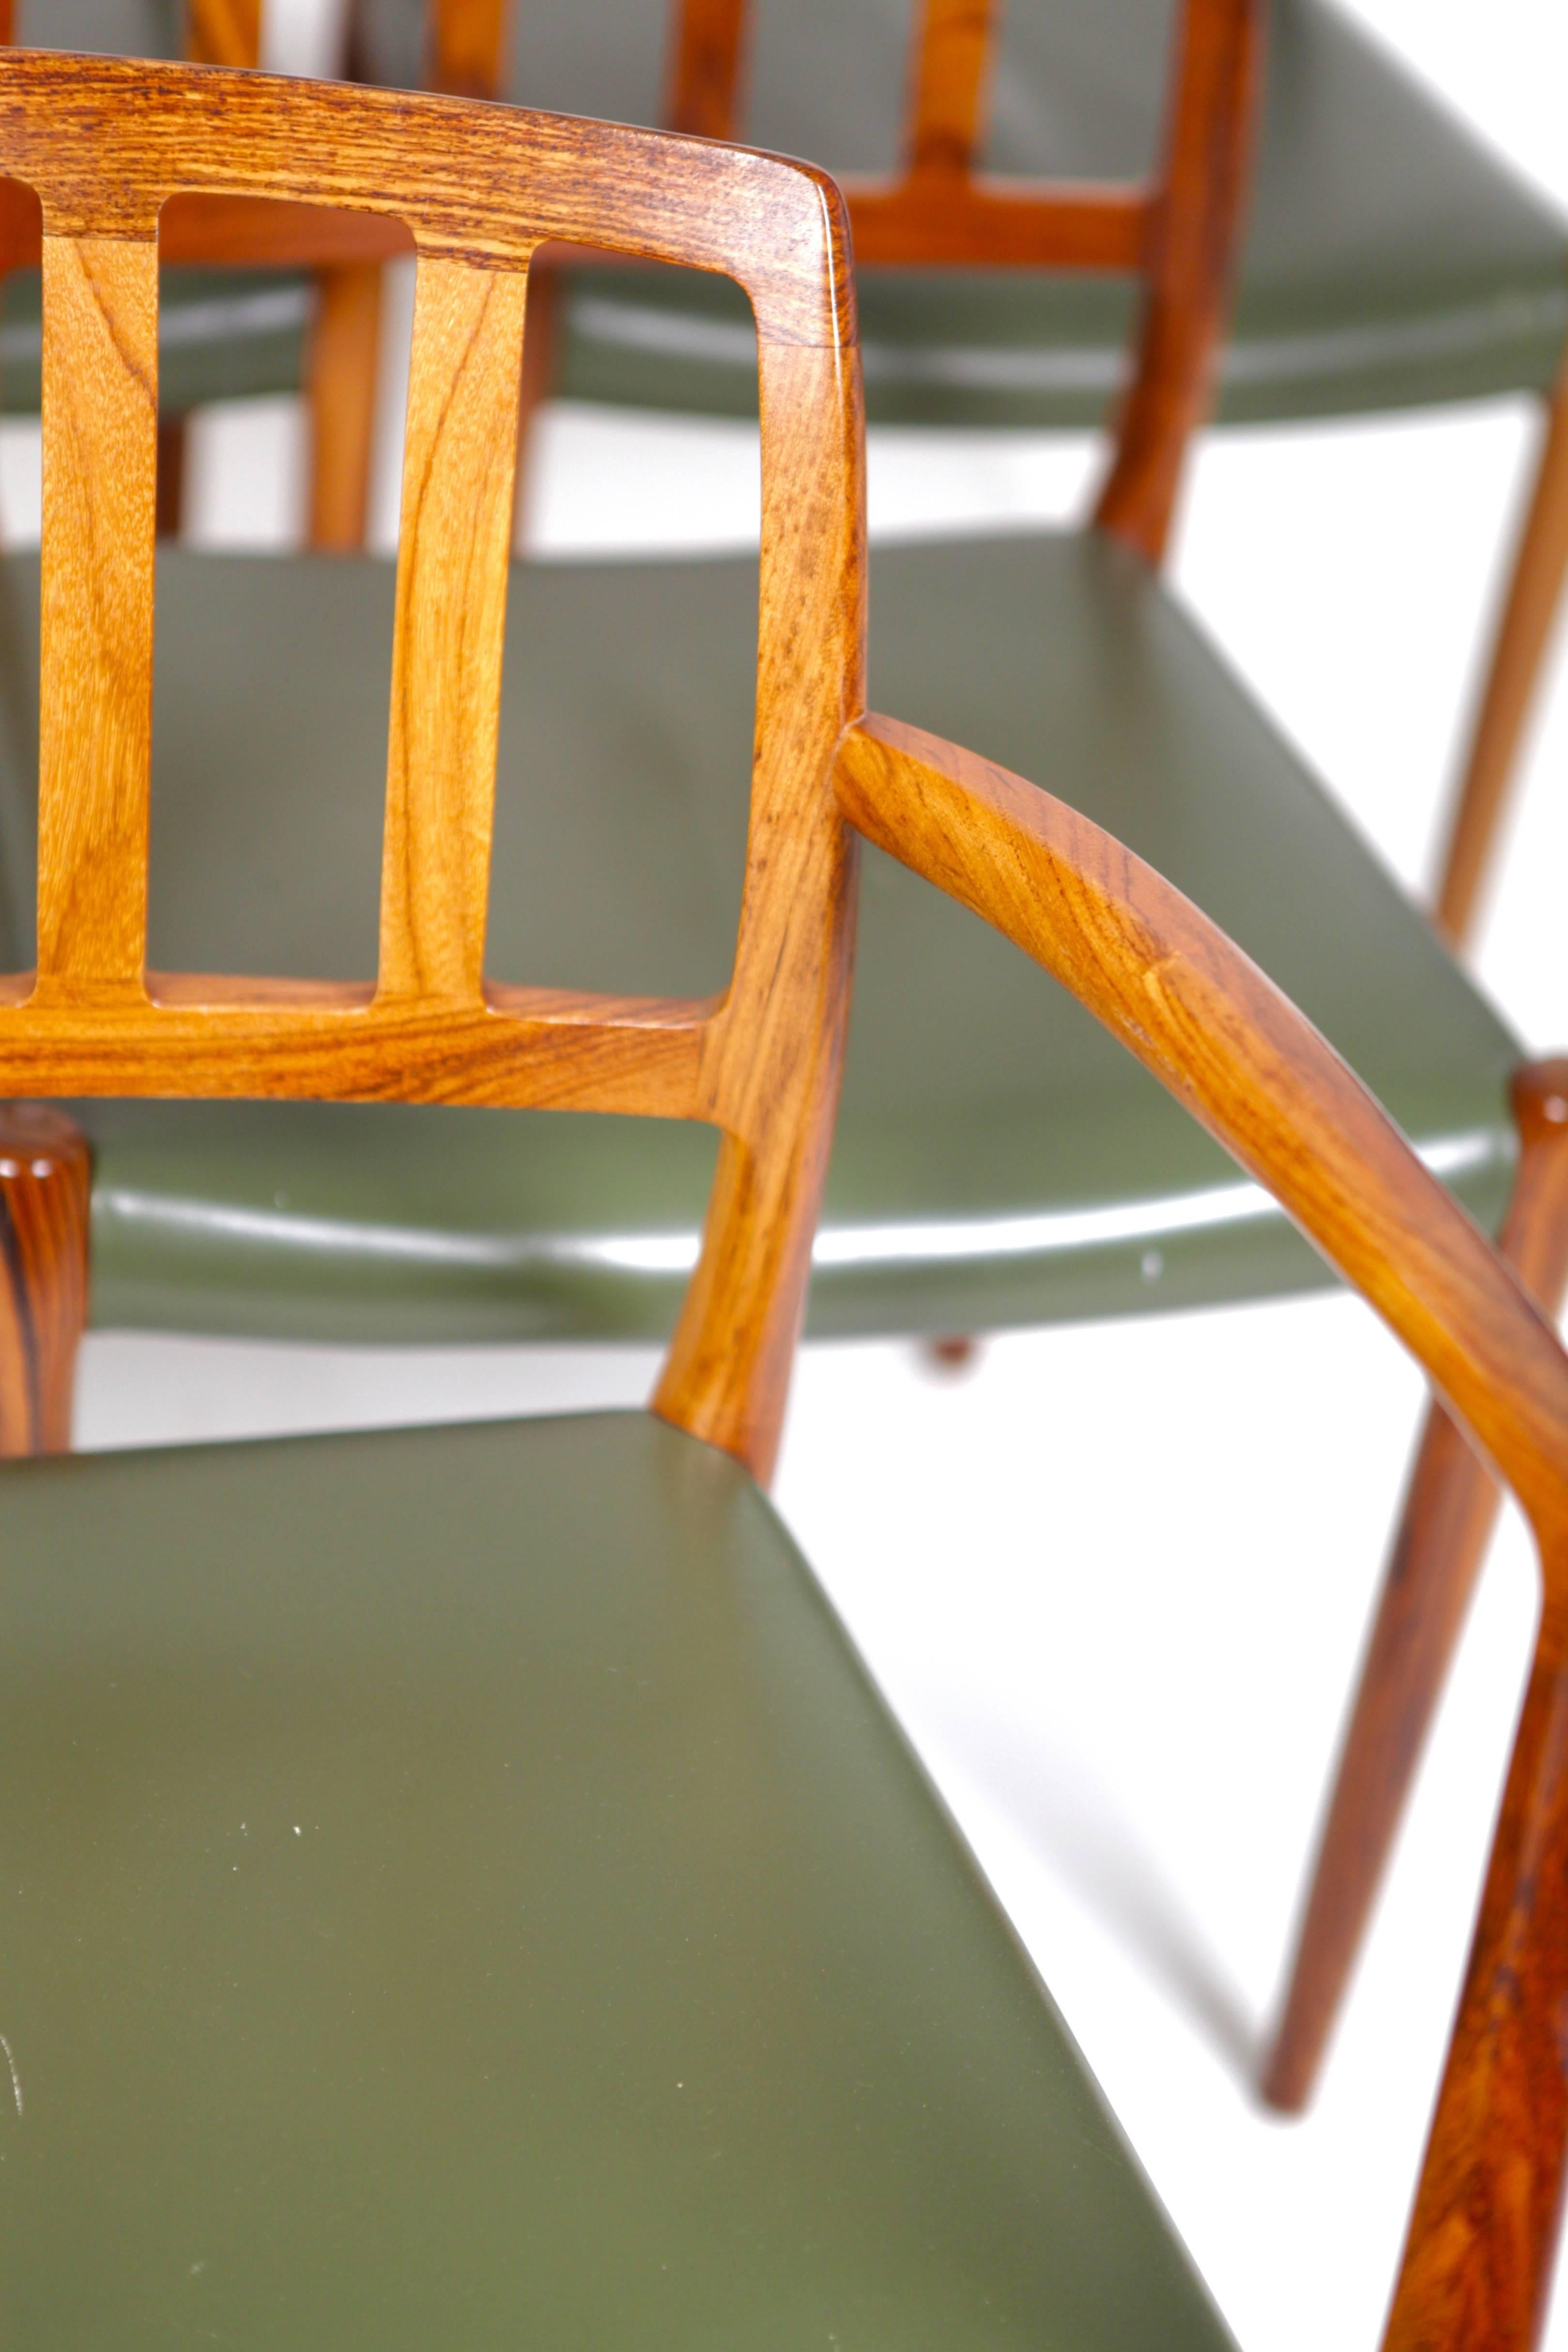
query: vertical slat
307 260 384 551
1094 0 1263 561
430 0 508 98
905 0 998 178
36 234 158 998
377 252 528 1006
664 0 750 141
185 0 262 67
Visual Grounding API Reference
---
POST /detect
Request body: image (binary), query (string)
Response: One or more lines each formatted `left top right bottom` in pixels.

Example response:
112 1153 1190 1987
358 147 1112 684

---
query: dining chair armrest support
834 711 1568 1540
835 709 1568 2348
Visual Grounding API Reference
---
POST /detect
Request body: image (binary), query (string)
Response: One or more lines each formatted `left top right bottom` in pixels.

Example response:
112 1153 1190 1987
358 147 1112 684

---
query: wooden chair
0 0 381 547
0 1 1556 2133
2 48 1568 2346
400 0 1568 952
397 0 1568 2125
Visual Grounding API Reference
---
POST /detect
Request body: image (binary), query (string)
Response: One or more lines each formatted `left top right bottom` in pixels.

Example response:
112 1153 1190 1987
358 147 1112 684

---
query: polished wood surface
837 710 1568 2348
0 1103 90 1456
1263 1061 1568 2118
36 232 159 999
1436 365 1568 947
306 260 384 550
379 253 527 1002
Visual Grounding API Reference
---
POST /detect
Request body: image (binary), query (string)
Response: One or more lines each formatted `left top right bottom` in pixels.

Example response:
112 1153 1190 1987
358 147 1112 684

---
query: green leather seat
0 1406 1235 2347
363 0 1568 429
0 531 1520 1344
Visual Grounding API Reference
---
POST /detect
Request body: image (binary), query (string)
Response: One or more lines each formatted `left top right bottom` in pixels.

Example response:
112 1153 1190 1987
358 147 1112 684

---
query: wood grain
35 232 158 1003
1436 363 1568 947
307 260 384 550
379 253 528 1004
0 1104 89 1456
834 715 1568 1541
652 331 864 1479
0 57 845 349
1263 1061 1568 2118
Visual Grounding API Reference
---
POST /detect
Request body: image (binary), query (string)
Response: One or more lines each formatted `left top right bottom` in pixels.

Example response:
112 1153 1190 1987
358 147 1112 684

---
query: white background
12 4 1568 2344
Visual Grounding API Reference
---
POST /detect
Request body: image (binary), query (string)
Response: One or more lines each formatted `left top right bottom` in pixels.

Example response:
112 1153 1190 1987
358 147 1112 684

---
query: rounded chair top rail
0 49 855 352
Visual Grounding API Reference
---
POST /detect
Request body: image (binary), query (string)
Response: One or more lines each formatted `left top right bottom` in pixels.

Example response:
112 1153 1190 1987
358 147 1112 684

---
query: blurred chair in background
358 0 1568 954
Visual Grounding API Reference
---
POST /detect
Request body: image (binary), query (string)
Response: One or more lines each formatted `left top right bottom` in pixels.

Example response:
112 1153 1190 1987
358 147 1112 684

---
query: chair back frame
0 49 864 1477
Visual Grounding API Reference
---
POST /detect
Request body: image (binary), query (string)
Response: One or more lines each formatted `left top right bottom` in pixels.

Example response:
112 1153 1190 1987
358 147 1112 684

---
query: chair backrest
0 46 864 1482
432 0 1263 560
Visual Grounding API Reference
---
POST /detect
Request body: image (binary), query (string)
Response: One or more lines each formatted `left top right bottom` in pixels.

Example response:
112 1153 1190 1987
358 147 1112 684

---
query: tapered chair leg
1262 1060 1568 2113
0 1104 91 1457
1434 361 1568 948
306 261 383 552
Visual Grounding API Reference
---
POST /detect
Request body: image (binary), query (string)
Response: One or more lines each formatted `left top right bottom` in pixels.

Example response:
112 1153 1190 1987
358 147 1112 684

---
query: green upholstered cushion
368 0 1568 426
0 532 1521 1343
0 1408 1236 2349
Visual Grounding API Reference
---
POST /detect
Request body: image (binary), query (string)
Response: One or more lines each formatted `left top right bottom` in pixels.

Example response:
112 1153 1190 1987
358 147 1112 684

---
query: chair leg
1434 361 1568 949
306 261 383 553
921 1335 982 1375
1261 1059 1568 2114
0 1105 91 1457
1381 1591 1568 2351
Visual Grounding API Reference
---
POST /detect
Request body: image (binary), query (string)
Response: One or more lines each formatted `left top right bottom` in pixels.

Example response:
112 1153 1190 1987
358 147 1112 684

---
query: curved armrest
837 711 1568 2347
836 712 1568 1559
